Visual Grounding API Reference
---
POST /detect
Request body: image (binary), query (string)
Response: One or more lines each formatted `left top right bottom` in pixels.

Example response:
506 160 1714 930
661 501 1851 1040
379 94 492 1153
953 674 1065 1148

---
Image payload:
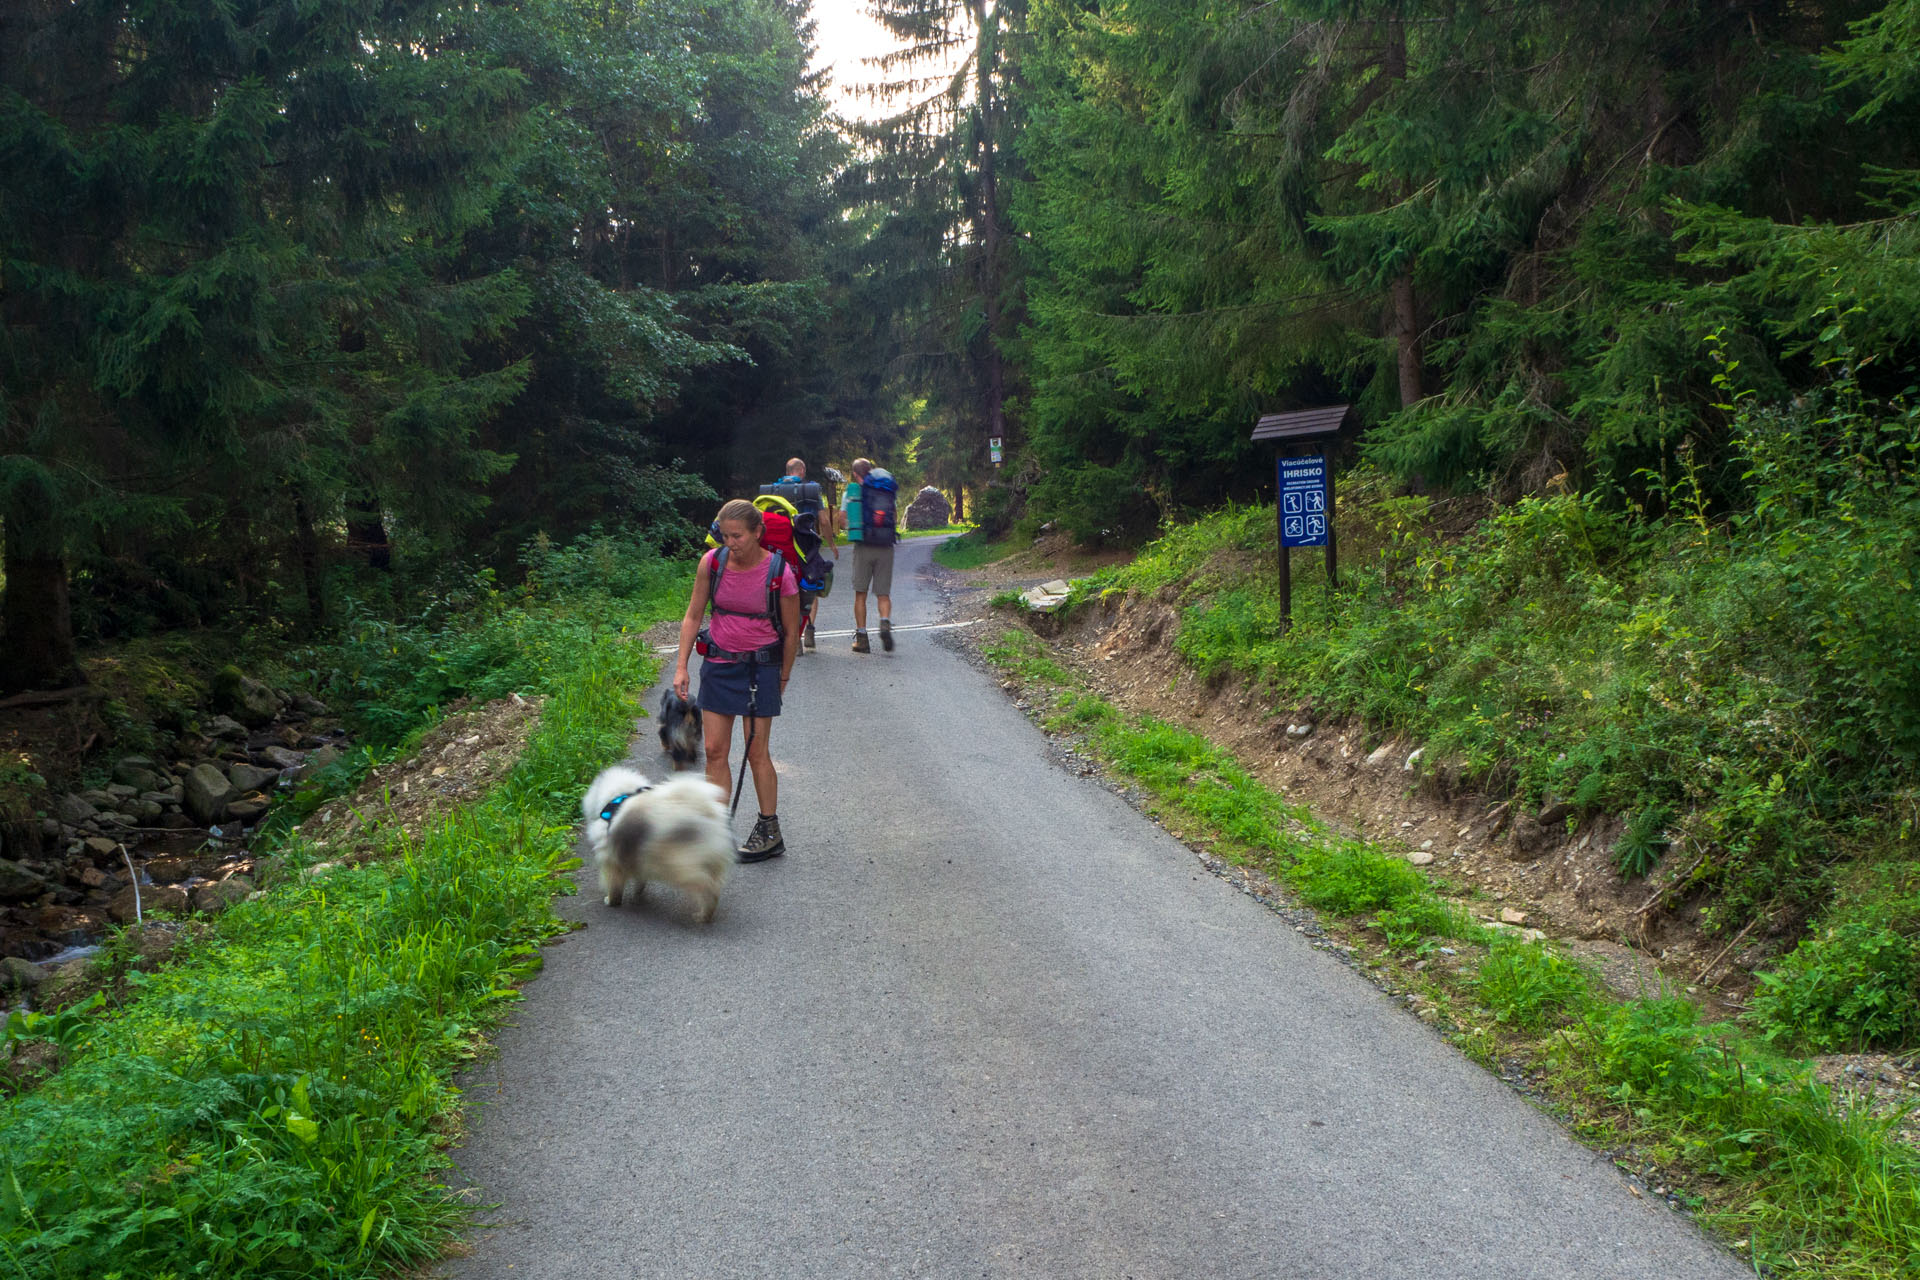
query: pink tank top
705 549 796 657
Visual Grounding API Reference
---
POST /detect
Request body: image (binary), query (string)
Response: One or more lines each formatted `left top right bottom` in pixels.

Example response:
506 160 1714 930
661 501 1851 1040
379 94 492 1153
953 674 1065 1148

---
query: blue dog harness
597 785 653 823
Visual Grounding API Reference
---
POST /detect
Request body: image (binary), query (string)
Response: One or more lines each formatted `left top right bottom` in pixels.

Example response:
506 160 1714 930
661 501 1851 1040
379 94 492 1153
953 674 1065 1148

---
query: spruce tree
1011 0 1916 515
1 1 532 688
849 0 1027 476
465 0 848 542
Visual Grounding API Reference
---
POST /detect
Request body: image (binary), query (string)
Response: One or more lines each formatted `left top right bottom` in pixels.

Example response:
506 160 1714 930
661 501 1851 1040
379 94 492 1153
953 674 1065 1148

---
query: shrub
299 531 680 747
1749 919 1920 1053
1614 804 1673 879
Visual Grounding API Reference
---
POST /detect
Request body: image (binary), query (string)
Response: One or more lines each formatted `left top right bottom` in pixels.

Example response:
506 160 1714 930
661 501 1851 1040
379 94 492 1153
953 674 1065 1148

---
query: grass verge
932 529 1012 570
983 625 1920 1279
0 577 679 1278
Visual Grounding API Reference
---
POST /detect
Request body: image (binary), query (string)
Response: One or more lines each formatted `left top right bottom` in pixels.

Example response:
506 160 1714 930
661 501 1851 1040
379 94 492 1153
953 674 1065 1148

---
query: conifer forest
4 1 1920 1275
8 0 1919 674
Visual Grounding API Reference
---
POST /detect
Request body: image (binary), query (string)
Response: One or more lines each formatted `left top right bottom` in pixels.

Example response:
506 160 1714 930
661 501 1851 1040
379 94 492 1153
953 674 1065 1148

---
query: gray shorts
851 543 894 595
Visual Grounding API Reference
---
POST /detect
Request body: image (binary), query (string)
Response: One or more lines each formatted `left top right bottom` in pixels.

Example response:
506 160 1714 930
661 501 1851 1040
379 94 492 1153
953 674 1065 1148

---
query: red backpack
758 508 805 581
702 495 811 637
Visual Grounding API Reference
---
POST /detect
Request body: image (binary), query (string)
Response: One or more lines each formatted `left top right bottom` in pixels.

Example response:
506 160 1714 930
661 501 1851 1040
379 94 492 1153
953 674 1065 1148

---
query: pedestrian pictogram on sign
1278 456 1328 548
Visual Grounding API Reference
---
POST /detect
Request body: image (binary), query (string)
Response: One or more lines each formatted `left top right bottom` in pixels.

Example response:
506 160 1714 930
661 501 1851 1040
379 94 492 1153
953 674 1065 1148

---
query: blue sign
1278 455 1329 547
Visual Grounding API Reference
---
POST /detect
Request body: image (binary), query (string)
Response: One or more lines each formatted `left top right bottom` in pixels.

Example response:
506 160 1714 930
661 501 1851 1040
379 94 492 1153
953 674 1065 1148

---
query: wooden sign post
1252 406 1350 632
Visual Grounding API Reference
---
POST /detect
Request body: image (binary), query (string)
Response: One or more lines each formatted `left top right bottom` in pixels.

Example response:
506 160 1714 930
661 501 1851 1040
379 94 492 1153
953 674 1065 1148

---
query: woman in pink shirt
674 499 801 861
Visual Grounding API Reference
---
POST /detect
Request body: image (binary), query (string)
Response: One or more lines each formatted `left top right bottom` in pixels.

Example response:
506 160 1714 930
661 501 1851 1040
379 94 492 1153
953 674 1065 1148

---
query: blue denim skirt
695 657 782 719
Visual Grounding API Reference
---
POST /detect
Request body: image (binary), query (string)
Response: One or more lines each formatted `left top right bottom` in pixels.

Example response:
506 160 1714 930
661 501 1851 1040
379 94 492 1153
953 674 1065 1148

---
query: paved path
445 537 1742 1280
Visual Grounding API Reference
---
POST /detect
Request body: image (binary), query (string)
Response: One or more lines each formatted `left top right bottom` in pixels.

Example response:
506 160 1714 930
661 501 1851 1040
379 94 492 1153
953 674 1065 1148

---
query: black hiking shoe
879 618 894 652
851 630 870 654
738 814 785 863
804 623 817 652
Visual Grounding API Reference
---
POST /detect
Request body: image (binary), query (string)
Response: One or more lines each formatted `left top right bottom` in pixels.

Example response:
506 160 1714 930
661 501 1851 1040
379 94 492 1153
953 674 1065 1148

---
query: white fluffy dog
581 764 733 924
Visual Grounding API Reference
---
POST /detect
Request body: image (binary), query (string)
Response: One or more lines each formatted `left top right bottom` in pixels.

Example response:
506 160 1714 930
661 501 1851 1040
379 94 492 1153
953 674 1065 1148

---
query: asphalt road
445 536 1743 1280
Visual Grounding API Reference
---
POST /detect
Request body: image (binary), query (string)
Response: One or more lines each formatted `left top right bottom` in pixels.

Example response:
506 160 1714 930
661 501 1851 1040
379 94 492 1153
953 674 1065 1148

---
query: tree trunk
953 485 965 524
294 492 325 627
1383 11 1423 409
975 0 1009 454
345 491 391 570
0 493 81 695
1393 272 1423 408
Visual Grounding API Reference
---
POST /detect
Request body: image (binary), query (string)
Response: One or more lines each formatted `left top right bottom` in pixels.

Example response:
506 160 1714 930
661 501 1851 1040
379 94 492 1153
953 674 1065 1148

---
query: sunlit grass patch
933 529 1012 570
1473 936 1599 1031
983 628 1077 687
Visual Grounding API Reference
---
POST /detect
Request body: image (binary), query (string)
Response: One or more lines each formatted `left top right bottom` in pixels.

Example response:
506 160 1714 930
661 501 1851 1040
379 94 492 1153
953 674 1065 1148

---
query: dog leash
732 660 758 820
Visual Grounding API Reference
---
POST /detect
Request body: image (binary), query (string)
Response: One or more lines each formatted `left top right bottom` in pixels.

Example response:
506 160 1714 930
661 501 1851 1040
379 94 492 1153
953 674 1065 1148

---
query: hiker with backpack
840 457 899 653
761 457 836 654
712 488 814 649
673 498 801 862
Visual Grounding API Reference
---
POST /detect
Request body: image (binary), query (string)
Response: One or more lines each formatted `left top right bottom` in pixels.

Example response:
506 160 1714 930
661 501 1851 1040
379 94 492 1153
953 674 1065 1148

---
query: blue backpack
859 472 898 547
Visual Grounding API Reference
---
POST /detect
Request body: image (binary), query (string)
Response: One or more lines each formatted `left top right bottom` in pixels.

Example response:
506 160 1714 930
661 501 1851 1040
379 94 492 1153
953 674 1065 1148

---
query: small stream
2 704 353 980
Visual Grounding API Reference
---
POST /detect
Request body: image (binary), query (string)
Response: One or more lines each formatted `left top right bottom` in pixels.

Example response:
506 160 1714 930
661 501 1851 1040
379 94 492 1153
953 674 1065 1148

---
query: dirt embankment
295 694 541 864
941 536 1783 1011
937 539 1920 1131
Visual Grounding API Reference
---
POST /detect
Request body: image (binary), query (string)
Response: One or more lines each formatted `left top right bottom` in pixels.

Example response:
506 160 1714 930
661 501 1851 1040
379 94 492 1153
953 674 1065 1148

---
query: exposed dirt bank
930 537 1918 1133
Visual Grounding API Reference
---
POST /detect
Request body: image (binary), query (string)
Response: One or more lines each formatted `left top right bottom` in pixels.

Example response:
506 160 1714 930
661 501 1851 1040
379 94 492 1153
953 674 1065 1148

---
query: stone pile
1020 579 1074 612
903 485 952 530
0 674 354 983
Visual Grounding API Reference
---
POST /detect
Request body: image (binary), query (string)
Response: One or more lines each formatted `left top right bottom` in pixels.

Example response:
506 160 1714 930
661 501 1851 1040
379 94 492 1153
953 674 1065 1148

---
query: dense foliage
1006 0 1920 535
0 0 844 690
1076 357 1919 1046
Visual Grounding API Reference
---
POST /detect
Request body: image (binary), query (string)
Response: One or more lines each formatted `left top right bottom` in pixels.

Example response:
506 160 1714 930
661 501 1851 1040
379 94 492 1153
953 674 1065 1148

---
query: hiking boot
804 623 817 652
851 630 870 654
738 814 785 863
879 618 894 652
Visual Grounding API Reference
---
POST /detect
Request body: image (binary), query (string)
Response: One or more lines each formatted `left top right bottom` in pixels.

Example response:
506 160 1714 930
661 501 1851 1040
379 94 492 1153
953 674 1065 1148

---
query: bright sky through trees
810 0 968 120
809 0 900 119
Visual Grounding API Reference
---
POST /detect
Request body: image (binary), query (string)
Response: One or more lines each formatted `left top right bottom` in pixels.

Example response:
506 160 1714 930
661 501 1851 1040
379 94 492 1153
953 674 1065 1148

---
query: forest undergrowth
1045 371 1920 1060
0 533 686 1278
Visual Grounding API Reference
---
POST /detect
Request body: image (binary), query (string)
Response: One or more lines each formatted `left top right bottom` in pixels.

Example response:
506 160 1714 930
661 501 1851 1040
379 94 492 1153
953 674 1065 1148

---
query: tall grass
0 547 680 1278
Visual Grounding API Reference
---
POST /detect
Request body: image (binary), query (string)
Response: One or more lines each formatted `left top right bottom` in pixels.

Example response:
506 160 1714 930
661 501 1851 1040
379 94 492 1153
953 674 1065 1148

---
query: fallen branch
119 843 142 926
1634 848 1709 917
1695 913 1764 985
0 685 100 711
